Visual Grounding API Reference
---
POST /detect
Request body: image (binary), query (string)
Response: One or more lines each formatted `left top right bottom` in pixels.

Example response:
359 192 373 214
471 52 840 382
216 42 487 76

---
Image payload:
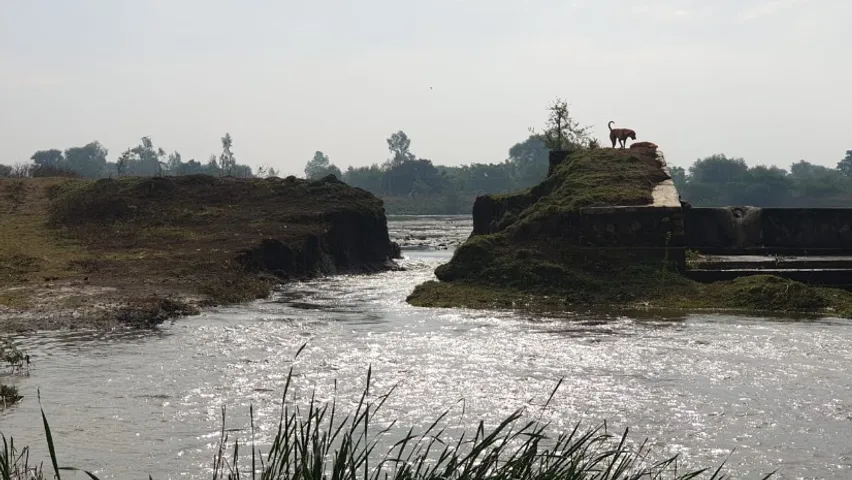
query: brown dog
608 121 636 148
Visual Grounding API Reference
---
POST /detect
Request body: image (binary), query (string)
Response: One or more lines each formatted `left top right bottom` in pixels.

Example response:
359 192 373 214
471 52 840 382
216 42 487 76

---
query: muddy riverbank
0 174 399 332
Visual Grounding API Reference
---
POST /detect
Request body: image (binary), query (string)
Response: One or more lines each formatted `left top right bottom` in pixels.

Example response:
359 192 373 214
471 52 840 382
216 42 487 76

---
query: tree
64 141 108 177
175 159 204 176
688 154 748 184
531 98 593 150
789 160 847 201
0 164 11 177
507 135 548 187
166 151 183 175
305 151 330 178
838 150 852 176
30 149 65 169
304 151 342 179
385 131 415 168
124 137 167 176
740 165 794 206
206 154 220 175
343 164 383 194
116 149 132 176
219 133 237 176
679 154 750 206
381 158 446 196
256 165 279 178
669 166 687 192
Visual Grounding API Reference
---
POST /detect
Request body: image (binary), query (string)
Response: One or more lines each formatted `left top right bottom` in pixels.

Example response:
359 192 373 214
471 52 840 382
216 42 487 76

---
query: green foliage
0 339 25 367
701 275 852 315
530 98 594 150
385 130 415 167
219 133 237 176
0 385 22 407
305 151 343 180
2 135 254 180
5 106 850 214
837 150 852 176
339 131 553 214
507 135 549 187
679 154 852 207
1 338 27 408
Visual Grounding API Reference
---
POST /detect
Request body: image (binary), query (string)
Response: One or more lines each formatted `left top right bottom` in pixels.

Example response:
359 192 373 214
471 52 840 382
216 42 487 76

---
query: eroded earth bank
0 174 400 332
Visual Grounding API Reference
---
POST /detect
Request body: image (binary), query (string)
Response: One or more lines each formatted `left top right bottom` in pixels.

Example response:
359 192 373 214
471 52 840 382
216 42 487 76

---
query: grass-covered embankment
0 174 398 332
407 147 852 318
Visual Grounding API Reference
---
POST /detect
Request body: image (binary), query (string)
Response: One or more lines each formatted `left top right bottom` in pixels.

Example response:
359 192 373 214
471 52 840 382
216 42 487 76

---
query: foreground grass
1 347 775 479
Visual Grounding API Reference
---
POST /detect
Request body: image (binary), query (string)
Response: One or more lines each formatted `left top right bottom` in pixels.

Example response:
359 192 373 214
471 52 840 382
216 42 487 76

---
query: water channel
2 216 851 479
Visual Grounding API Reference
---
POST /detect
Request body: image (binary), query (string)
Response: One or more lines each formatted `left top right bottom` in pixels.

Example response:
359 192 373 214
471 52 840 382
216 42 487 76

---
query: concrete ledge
686 207 852 252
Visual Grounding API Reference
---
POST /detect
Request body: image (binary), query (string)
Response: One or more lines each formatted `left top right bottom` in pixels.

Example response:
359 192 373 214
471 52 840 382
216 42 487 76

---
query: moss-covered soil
0 174 396 332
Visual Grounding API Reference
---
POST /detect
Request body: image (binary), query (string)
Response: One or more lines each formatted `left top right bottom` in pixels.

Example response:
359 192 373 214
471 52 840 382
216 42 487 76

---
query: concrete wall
685 207 852 253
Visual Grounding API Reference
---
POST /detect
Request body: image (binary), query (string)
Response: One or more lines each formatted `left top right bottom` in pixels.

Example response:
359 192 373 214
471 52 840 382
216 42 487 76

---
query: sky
0 0 849 177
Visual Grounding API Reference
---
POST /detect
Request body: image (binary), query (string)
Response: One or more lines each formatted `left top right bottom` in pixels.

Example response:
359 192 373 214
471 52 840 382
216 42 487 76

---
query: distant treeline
4 128 852 213
304 131 550 214
672 151 852 207
307 131 852 212
0 134 278 180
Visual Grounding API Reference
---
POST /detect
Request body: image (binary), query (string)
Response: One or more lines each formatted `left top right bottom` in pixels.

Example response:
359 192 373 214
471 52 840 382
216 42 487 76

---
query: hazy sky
1 0 848 176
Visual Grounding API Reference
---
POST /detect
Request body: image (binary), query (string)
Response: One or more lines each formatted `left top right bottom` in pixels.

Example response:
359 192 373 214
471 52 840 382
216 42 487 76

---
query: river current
3 216 852 479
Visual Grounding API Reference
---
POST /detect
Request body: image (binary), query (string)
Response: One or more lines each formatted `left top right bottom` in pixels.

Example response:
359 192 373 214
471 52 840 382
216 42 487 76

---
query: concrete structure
536 149 852 287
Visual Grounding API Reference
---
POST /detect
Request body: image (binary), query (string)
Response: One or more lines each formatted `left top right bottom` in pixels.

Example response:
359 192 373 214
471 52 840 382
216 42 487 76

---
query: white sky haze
1 0 849 176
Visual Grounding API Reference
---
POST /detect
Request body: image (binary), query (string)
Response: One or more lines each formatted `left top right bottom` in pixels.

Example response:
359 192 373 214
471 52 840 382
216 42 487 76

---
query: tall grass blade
37 390 61 480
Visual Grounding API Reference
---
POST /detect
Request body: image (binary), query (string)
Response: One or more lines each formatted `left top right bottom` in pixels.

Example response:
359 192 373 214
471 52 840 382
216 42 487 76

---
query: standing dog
608 121 636 148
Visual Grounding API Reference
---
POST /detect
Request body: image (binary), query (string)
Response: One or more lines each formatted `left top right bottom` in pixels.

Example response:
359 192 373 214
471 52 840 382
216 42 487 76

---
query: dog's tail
607 121 615 131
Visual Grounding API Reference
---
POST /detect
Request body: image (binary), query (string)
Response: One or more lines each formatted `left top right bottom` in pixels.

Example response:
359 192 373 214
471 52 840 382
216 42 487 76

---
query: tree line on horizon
672 151 852 208
304 129 852 211
0 133 278 181
3 99 852 212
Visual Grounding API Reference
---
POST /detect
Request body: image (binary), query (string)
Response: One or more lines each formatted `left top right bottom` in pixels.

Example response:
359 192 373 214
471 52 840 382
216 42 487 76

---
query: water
3 216 852 479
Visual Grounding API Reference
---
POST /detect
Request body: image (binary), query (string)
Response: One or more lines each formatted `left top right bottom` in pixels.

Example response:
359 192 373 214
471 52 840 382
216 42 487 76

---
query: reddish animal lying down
629 141 658 150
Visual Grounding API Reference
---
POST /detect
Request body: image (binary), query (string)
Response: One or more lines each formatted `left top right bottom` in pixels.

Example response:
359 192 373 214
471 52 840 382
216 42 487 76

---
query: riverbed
2 216 852 479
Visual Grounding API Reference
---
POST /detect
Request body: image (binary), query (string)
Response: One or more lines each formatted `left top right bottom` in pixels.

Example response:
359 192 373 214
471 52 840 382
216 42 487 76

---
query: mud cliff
0 174 400 331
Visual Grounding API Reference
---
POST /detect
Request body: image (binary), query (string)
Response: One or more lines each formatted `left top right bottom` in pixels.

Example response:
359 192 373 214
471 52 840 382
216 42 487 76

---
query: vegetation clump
0 338 27 408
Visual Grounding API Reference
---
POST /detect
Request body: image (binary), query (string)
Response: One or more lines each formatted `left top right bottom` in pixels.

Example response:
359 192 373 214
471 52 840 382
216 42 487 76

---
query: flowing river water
3 216 852 479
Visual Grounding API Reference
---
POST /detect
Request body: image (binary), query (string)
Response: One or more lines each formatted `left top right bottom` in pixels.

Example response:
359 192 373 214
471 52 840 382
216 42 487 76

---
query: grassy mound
0 174 396 331
408 148 852 318
474 147 669 236
47 174 382 227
